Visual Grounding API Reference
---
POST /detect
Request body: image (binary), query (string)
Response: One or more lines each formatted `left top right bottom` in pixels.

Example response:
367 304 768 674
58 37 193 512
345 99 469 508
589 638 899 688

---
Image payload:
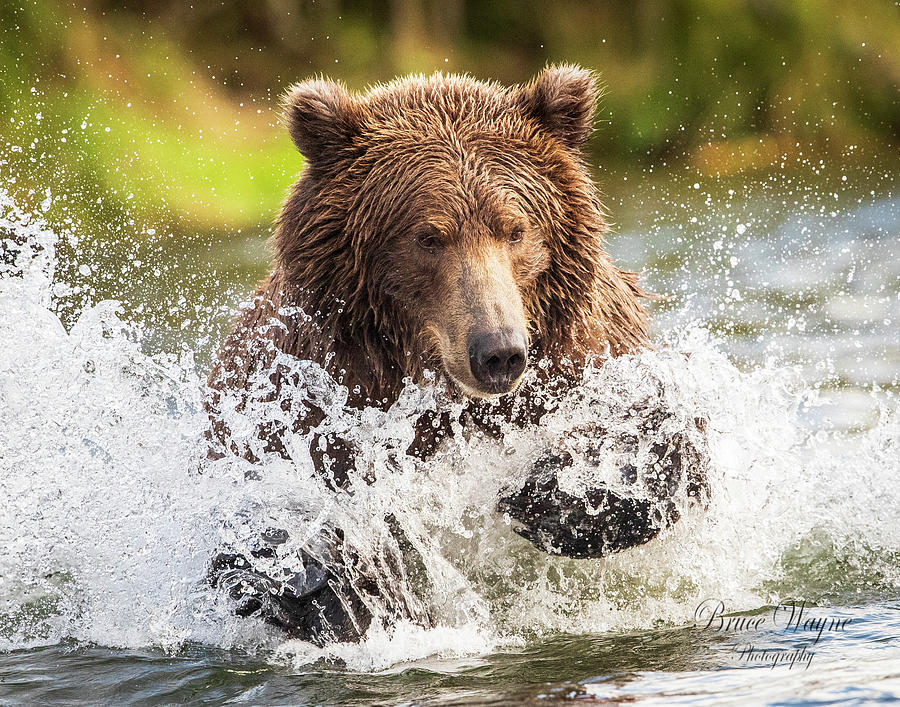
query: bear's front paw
497 455 667 558
208 533 372 645
497 447 684 558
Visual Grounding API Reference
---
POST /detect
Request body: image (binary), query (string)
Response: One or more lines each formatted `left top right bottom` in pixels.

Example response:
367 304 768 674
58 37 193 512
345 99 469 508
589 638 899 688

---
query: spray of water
1 189 898 671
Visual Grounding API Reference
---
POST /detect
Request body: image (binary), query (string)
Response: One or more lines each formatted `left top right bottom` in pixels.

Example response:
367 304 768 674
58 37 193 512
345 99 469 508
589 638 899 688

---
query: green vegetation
1 0 897 234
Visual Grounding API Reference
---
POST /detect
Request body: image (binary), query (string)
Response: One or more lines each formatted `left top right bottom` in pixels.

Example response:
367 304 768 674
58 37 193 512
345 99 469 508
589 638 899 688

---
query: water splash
1 189 898 669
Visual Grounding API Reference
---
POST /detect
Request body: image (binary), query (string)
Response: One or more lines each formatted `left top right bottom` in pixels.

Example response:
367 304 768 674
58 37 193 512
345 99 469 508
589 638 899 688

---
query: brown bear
206 65 707 644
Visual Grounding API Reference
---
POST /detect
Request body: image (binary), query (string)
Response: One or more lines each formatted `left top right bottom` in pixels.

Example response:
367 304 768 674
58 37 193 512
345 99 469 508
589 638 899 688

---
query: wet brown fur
208 66 649 449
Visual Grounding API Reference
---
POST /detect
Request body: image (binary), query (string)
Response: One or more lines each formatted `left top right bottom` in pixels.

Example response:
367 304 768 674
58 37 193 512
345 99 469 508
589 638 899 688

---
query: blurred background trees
1 0 897 232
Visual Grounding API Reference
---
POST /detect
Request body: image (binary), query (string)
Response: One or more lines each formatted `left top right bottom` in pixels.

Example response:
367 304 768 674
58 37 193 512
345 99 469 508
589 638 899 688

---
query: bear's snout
467 329 528 394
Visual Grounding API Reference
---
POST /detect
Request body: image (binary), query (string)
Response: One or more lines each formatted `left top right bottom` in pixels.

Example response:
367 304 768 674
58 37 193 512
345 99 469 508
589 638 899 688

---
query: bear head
274 65 648 403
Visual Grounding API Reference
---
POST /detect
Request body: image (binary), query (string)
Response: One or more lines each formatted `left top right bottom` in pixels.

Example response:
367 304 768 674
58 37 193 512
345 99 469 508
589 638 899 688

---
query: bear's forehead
361 74 523 136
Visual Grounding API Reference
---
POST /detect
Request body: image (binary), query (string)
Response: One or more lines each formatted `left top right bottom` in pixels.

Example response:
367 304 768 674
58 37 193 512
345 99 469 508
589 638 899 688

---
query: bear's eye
414 226 443 252
509 226 526 245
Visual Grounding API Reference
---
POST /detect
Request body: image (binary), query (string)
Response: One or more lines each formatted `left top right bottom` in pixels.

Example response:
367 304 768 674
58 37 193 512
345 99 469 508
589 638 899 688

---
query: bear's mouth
445 368 524 398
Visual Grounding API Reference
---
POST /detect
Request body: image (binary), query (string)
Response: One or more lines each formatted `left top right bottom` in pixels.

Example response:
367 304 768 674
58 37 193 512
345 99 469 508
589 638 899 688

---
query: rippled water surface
1 158 898 705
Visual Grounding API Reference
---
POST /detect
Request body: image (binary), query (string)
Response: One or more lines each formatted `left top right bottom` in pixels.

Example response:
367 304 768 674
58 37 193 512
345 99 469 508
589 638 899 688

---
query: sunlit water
1 159 898 705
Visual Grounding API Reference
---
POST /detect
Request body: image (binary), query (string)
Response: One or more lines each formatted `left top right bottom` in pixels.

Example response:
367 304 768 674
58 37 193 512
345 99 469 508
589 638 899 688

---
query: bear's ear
516 64 600 149
282 78 362 163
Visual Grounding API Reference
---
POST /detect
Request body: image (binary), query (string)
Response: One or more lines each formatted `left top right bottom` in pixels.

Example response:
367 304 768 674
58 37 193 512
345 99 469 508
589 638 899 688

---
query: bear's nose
467 330 528 393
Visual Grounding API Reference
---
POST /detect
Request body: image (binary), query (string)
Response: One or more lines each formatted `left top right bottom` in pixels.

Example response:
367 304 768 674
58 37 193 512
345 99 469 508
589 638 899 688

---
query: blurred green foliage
0 0 897 233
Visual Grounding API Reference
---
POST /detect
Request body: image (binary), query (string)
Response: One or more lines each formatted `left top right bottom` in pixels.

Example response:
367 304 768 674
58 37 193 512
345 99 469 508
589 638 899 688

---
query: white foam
1 190 898 669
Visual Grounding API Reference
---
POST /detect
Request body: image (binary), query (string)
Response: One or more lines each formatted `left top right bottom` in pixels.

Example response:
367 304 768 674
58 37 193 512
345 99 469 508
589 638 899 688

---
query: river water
1 157 898 705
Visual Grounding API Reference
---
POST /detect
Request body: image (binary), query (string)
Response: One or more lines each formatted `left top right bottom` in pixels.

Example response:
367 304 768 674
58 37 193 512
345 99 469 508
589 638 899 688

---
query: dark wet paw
208 534 370 645
497 466 665 558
